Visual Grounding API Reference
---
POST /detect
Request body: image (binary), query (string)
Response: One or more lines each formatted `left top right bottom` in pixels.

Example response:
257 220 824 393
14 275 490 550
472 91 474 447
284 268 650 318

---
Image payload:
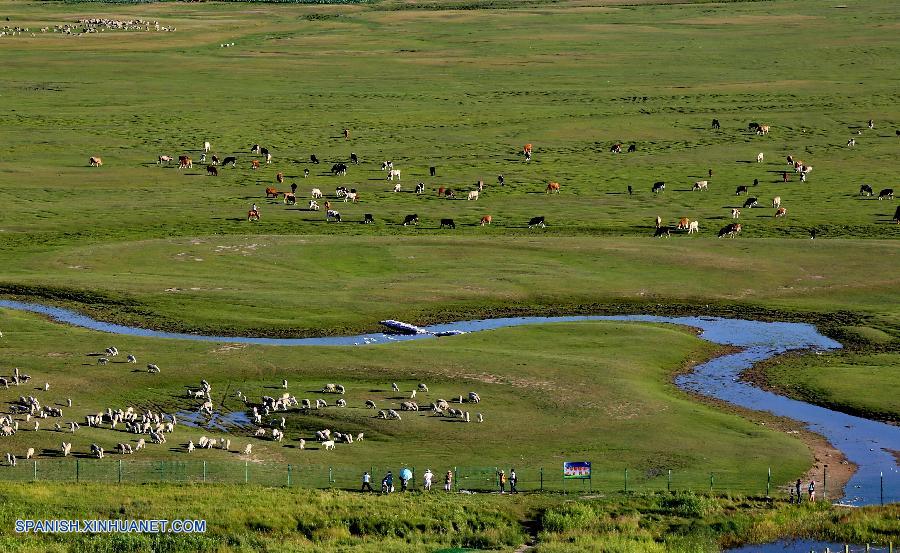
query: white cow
693 180 708 191
687 220 699 234
203 141 211 153
311 188 322 199
756 152 764 163
467 190 479 201
387 169 401 181
773 196 781 209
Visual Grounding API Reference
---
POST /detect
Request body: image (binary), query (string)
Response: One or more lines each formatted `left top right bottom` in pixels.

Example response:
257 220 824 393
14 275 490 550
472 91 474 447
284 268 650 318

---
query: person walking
423 469 433 491
808 480 816 502
444 470 453 492
361 471 373 492
498 469 507 494
509 469 518 494
795 479 802 503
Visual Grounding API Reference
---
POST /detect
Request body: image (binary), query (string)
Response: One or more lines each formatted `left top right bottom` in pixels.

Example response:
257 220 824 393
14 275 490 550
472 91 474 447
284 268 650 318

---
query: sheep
25 447 34 460
322 440 335 451
336 399 347 407
365 400 377 409
187 441 195 453
254 428 266 437
301 399 311 409
322 383 337 393
147 364 160 374
316 399 327 409
135 438 145 451
477 413 484 423
126 355 137 364
61 442 72 456
243 444 252 455
356 433 364 442
418 383 429 392
468 392 481 403
336 384 345 394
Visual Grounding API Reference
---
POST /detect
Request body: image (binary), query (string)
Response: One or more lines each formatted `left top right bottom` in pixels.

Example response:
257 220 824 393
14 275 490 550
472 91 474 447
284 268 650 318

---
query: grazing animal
627 144 636 152
736 185 749 196
437 186 445 197
266 187 280 198
322 440 335 451
243 444 252 455
748 122 759 131
415 182 425 194
757 152 764 163
382 161 394 171
126 355 136 364
654 226 671 238
283 193 296 205
480 215 492 226
523 143 533 155
718 223 743 238
311 188 323 199
326 209 341 222
89 156 103 167
731 208 741 219
859 184 873 196
303 169 310 178
610 143 622 153
528 216 546 228
773 196 781 208
687 220 699 234
393 183 402 193
309 154 320 164
693 180 708 191
756 124 770 135
203 141 211 153
429 166 436 176
350 153 359 164
676 217 690 230
546 182 560 194
467 190 479 201
363 213 374 224
178 155 192 169
222 156 237 167
344 191 359 203
652 182 665 194
158 155 172 165
251 160 260 170
206 165 218 176
711 119 720 129
332 163 348 176
440 218 456 229
774 207 787 218
265 152 272 164
403 214 419 226
743 197 759 209
276 172 284 184
387 169 401 181
248 209 260 222
211 155 219 165
444 188 455 198
878 188 894 200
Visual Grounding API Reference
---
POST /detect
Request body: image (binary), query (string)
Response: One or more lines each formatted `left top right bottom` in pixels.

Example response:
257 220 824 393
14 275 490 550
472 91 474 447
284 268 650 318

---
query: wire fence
0 460 896 503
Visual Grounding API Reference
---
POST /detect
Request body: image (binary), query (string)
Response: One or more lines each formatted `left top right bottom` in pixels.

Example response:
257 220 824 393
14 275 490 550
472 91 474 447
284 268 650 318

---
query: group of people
789 478 816 503
361 468 518 494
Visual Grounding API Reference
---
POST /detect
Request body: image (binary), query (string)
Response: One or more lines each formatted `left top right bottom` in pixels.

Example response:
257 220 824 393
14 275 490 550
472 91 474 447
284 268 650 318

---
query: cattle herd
84 118 900 234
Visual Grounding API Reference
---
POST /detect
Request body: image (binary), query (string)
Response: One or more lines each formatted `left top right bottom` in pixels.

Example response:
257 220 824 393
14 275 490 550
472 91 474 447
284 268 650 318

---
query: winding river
0 300 897 505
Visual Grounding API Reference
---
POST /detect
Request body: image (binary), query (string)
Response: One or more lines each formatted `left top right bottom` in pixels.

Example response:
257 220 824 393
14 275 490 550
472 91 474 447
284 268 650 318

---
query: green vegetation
0 484 896 552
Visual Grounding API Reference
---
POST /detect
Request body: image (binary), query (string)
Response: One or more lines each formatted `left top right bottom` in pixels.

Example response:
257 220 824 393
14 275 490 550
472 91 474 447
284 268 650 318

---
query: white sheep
147 364 160 374
418 383 429 392
61 442 71 456
136 438 145 451
322 440 335 451
126 355 137 364
298 438 305 450
243 444 252 455
25 447 34 459
356 433 364 442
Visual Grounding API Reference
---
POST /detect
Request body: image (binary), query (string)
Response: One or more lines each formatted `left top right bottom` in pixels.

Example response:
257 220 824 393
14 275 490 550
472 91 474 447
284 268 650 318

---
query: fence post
454 467 458 492
287 464 292 487
118 459 122 484
624 468 628 493
540 467 543 492
823 466 827 501
881 472 884 506
245 461 249 484
202 460 206 483
709 472 714 493
33 460 37 482
76 459 79 482
329 466 334 486
767 467 771 498
667 469 671 492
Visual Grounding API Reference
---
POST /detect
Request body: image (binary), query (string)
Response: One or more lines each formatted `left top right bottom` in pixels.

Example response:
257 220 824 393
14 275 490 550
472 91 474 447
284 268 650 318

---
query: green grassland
0 484 896 553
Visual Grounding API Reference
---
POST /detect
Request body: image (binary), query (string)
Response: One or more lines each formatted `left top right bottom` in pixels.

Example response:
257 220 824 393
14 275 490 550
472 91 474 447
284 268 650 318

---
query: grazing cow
652 182 665 194
676 217 690 230
310 154 320 164
523 143 533 155
303 169 310 178
859 184 873 196
158 155 172 165
284 193 296 205
718 223 742 238
610 143 622 153
731 208 741 219
773 196 781 208
867 119 874 129
467 190 479 201
893 205 900 224
203 141 211 153
757 152 764 163
546 182 561 194
687 220 699 234
276 172 284 184
498 174 505 186
847 138 856 147
266 187 279 198
437 186 445 197
363 213 374 224
326 209 341 222
350 153 359 165
654 226 671 238
403 214 419 226
323 201 332 210
387 169 401 181
206 165 218 176
712 119 720 129
444 188 455 198
178 156 191 169
627 144 636 153
260 147 269 158
251 144 261 154
332 163 348 176
393 183 402 193
774 207 787 218
480 215 492 226
693 180 708 191
429 166 436 177
251 160 260 170
311 188 323 199
247 209 260 222
415 182 425 194
308 200 320 211
211 155 219 165
736 185 748 196
757 125 770 135
743 197 759 209
748 122 759 131
344 192 359 203
878 188 894 200
440 218 456 229
222 156 237 167
528 216 546 228
200 153 207 164
335 186 348 198
381 161 394 171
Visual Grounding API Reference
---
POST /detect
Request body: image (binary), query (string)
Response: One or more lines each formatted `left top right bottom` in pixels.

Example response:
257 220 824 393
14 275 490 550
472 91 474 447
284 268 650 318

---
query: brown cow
251 160 260 170
676 217 690 230
774 207 787 218
718 223 743 238
438 186 446 196
546 182 561 194
276 172 284 184
480 215 492 226
523 143 533 155
265 187 279 198
89 156 102 167
178 155 192 169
